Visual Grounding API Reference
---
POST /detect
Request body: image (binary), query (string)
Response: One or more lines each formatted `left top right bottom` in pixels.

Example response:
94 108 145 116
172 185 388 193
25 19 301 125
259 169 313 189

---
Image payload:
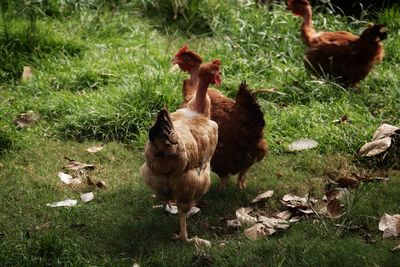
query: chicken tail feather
149 109 177 146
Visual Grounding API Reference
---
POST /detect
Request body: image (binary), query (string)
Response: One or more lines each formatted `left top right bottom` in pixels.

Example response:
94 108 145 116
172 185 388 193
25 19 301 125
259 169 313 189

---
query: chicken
288 0 387 87
173 46 268 189
140 61 220 242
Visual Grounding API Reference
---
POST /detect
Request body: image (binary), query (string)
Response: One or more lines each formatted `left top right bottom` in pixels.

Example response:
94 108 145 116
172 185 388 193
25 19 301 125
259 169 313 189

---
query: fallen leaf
358 137 392 157
372 124 399 141
86 144 104 153
288 139 318 151
46 199 77 207
192 237 211 250
165 204 178 214
13 111 39 128
374 176 390 182
379 213 400 238
325 199 342 218
58 171 81 185
289 217 301 223
187 206 201 217
80 192 94 203
21 66 33 80
323 188 345 202
64 157 95 170
336 176 359 188
276 210 293 220
227 219 241 229
251 190 274 203
258 215 290 229
236 207 257 226
392 244 400 252
244 223 275 240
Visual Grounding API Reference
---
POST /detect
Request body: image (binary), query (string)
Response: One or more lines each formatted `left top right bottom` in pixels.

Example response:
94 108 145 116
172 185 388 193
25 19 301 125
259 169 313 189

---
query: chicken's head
287 0 311 17
172 45 203 72
199 60 222 86
360 24 388 43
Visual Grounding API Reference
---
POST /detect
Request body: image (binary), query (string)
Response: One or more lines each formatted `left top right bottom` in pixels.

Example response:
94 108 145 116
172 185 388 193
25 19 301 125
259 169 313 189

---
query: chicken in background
288 0 387 88
173 46 268 190
140 61 220 243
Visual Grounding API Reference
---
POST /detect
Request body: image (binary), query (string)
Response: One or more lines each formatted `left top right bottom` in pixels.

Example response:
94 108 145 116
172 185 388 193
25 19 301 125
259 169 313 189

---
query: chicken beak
172 57 182 65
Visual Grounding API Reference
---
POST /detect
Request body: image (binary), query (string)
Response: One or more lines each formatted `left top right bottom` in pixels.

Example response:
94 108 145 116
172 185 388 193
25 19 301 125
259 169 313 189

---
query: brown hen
173 46 268 189
141 61 220 243
288 0 387 87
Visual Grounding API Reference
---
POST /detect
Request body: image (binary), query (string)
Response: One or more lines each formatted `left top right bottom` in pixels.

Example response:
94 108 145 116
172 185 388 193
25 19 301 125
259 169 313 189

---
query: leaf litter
288 138 318 151
358 124 400 157
13 111 39 128
251 190 274 203
86 144 104 153
64 157 95 170
80 192 94 203
379 213 400 238
46 199 77 207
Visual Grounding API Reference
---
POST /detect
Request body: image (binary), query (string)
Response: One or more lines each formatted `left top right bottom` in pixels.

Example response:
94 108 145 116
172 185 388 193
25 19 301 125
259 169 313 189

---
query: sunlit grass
0 0 399 265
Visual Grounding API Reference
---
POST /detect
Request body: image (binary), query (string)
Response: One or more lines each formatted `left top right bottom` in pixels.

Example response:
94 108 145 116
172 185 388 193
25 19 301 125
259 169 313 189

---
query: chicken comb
212 59 221 66
175 45 189 58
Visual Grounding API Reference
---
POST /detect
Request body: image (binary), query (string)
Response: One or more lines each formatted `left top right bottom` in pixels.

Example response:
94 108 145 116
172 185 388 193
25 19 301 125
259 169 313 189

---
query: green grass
1 0 400 266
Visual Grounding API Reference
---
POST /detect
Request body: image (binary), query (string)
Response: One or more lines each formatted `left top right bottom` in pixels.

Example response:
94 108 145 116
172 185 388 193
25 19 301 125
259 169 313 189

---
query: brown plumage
173 46 268 189
288 0 387 87
141 62 220 243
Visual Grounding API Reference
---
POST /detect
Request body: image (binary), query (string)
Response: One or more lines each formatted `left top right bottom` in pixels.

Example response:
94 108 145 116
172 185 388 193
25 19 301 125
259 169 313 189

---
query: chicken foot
237 168 250 189
218 175 230 190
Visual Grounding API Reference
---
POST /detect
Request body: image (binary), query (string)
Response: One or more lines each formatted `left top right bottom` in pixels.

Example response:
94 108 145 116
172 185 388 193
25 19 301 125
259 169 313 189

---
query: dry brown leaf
358 137 392 157
227 219 241 229
46 199 77 207
13 111 39 128
244 223 275 240
192 237 211 250
289 217 301 223
80 192 94 203
236 207 257 226
21 66 33 80
326 199 342 218
86 144 104 153
281 194 314 208
392 244 400 252
64 157 95 170
251 190 274 203
336 176 359 188
379 213 400 238
276 210 293 220
372 124 399 141
258 215 290 229
288 139 318 151
323 188 345 202
58 171 81 185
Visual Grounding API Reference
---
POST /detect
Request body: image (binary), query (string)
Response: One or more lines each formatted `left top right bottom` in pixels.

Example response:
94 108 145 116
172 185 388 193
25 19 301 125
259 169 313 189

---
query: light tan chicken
173 46 268 190
141 61 220 243
288 0 387 87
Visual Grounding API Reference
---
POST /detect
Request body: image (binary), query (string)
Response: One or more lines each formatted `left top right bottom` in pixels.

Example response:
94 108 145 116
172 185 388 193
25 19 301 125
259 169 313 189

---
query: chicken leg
218 175 230 190
174 211 190 242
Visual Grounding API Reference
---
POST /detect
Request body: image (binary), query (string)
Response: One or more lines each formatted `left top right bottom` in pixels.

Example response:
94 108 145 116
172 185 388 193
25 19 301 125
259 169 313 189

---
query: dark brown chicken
173 46 268 189
288 0 387 87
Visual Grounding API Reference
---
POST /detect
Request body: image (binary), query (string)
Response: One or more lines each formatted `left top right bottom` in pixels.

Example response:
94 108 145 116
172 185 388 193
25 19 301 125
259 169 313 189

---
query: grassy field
1 0 400 266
